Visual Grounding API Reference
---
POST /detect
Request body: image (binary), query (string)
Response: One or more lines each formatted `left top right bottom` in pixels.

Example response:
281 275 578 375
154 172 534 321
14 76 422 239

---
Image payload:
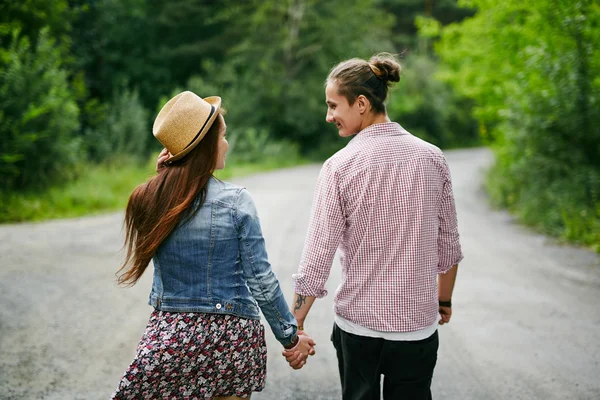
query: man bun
368 52 401 84
327 52 401 114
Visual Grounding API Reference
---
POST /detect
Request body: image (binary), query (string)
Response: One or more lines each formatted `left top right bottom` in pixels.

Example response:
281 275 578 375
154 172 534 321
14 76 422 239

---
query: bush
84 88 150 162
437 0 600 251
226 127 301 165
182 73 303 166
0 28 81 191
487 141 600 251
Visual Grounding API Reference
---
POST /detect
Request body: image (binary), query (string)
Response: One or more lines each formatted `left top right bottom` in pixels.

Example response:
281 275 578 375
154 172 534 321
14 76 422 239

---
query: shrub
0 28 81 191
84 88 149 162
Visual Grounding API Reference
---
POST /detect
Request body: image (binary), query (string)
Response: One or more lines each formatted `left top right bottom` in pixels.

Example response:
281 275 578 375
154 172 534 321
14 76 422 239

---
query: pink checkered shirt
293 122 463 332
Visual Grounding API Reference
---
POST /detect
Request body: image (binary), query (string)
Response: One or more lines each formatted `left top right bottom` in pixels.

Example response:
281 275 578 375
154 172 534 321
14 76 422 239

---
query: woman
112 91 315 399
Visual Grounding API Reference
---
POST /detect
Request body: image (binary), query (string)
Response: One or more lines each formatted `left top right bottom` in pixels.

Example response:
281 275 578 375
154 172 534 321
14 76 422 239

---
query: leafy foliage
195 0 396 156
437 0 600 249
0 28 81 190
378 0 475 50
0 0 497 228
84 88 149 162
387 53 478 148
67 0 397 157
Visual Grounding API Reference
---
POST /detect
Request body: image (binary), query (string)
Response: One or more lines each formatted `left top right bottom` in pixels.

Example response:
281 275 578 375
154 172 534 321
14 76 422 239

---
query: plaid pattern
293 123 463 332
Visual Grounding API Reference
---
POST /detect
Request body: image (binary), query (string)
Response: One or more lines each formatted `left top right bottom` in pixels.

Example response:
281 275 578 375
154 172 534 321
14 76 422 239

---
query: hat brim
166 96 222 163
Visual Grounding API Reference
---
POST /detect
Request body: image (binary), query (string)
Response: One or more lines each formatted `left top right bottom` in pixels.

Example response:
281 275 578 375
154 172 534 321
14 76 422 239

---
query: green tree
69 0 479 160
0 28 81 190
0 0 72 46
195 0 396 156
70 0 232 110
387 53 478 148
72 0 397 156
84 88 149 162
437 0 600 248
378 0 475 50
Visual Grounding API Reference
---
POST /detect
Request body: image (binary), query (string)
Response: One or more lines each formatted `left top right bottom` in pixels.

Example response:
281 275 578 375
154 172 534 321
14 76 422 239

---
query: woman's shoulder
209 176 243 191
207 177 249 206
207 178 259 219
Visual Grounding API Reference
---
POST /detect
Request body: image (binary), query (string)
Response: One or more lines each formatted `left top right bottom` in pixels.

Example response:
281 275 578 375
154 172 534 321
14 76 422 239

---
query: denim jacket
149 177 298 347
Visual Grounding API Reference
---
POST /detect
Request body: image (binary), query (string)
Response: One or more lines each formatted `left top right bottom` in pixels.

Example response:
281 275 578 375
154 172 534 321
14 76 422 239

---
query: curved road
0 148 598 399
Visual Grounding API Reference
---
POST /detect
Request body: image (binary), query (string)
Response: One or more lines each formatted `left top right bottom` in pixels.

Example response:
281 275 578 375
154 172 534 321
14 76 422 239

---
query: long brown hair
327 52 401 114
117 113 224 286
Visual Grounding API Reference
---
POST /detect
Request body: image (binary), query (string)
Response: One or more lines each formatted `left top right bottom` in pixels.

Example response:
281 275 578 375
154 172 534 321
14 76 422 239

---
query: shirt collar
351 122 409 142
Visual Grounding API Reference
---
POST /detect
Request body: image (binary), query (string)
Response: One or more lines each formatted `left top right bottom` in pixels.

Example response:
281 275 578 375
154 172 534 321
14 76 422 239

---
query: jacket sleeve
234 188 298 347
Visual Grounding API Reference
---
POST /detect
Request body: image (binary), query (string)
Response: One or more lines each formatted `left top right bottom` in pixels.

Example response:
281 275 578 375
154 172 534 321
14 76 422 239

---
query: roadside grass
486 161 600 254
0 157 308 224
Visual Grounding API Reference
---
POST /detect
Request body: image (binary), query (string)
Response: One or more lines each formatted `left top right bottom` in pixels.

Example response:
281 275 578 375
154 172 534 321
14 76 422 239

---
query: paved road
0 148 598 400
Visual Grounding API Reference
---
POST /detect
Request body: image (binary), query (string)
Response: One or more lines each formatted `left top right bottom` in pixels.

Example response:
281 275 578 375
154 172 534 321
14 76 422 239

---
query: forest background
1 0 598 251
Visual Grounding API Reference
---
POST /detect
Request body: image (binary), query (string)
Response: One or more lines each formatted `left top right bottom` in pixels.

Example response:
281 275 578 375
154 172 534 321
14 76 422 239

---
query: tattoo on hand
293 295 306 313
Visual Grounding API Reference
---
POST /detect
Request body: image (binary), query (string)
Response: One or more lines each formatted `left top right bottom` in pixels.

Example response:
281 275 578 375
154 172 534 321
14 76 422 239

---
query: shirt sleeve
437 157 463 273
293 159 345 298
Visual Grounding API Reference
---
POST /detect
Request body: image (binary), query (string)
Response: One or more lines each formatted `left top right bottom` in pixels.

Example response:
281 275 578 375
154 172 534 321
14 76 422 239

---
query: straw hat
153 91 222 163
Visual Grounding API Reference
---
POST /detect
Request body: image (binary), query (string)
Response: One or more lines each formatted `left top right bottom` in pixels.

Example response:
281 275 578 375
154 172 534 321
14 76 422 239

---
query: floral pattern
112 311 267 399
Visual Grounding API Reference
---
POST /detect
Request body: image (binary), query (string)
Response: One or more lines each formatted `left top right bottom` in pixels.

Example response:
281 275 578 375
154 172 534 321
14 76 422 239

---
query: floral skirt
112 310 267 399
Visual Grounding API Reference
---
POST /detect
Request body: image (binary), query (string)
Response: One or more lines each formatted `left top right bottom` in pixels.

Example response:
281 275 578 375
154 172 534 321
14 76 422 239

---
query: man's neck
360 113 391 131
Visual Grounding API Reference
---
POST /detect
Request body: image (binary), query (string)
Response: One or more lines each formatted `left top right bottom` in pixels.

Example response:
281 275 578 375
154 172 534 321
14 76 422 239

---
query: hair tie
368 63 382 80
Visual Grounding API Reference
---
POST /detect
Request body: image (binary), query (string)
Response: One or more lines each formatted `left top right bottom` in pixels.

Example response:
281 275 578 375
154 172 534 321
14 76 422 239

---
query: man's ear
356 95 370 114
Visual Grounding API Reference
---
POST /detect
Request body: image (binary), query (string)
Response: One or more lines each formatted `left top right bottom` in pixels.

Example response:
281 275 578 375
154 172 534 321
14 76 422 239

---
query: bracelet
439 299 452 308
298 325 304 331
283 335 300 350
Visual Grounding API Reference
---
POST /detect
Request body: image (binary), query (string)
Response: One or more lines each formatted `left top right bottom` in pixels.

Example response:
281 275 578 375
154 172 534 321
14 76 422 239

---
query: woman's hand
156 148 170 172
281 332 316 370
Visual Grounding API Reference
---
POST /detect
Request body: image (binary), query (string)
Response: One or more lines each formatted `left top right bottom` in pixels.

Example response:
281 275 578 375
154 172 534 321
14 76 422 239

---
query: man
283 54 463 400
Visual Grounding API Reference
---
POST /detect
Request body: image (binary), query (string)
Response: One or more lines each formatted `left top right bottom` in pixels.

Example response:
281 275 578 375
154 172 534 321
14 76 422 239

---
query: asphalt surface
0 148 598 399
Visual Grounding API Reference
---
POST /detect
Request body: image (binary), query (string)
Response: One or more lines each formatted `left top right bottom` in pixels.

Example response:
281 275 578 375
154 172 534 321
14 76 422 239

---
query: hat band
182 105 216 151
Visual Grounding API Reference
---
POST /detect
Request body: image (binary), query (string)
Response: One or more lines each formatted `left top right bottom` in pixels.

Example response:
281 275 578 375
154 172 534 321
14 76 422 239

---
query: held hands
156 148 170 172
281 331 316 370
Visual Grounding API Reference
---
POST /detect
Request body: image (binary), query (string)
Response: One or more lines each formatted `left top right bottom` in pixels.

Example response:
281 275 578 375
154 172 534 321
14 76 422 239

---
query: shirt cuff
292 273 328 298
438 252 463 273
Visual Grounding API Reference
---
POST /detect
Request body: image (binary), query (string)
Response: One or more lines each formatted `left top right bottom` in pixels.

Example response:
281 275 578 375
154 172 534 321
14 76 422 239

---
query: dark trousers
331 323 439 400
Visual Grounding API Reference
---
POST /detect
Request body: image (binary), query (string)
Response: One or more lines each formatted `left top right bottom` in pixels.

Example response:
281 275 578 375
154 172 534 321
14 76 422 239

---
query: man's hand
156 148 170 172
439 305 452 325
281 332 316 370
438 264 458 326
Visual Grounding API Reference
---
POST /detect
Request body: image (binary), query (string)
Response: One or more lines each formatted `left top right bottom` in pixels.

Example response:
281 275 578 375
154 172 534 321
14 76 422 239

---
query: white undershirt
334 314 438 341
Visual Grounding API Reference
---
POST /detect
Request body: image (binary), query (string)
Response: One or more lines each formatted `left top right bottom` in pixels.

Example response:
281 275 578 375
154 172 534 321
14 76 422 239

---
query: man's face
325 82 362 138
